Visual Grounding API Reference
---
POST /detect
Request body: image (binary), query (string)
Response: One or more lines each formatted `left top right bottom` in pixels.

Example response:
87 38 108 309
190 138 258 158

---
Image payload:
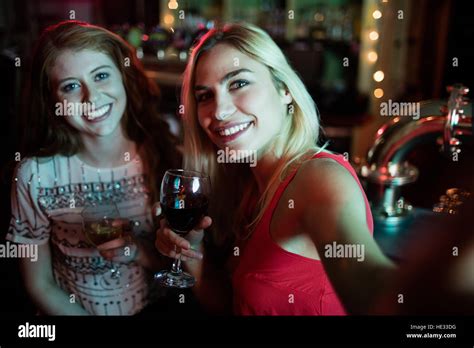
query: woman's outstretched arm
296 158 397 314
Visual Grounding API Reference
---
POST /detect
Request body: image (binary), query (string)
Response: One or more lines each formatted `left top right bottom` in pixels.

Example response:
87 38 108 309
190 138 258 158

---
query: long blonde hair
181 23 324 256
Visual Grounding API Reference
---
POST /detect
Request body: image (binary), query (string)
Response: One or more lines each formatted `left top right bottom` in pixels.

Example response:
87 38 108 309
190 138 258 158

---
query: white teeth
86 104 111 119
218 122 251 137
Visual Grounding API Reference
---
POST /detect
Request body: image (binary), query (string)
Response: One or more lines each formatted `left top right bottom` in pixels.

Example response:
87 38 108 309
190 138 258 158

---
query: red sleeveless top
232 152 374 315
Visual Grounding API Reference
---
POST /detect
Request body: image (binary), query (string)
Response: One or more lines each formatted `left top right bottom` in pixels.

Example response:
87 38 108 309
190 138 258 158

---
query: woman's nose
83 83 101 105
214 93 236 121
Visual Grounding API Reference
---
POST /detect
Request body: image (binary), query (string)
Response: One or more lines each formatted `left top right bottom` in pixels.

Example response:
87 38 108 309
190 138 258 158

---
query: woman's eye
196 92 212 103
95 72 109 81
229 80 249 90
62 82 80 93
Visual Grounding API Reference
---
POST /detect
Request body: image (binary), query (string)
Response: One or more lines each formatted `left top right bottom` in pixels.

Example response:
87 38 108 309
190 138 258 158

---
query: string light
374 88 384 98
373 70 385 82
168 0 178 10
368 51 378 62
372 10 382 19
369 31 379 40
164 14 174 25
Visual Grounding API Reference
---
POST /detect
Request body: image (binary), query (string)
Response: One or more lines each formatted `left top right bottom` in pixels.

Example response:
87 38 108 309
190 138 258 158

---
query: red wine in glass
161 194 209 235
154 169 211 288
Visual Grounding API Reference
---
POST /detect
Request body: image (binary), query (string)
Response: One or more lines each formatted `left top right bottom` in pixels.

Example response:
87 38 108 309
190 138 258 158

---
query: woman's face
50 49 127 138
194 43 292 154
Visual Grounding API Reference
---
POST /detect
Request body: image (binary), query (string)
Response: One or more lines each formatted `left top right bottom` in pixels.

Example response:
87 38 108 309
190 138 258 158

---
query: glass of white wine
81 202 125 279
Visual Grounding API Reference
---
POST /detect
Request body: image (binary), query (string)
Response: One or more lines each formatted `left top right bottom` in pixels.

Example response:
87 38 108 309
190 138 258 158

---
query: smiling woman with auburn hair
8 20 180 315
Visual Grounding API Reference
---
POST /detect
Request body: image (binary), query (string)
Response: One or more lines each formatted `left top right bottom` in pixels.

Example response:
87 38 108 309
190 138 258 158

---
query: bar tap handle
443 84 470 155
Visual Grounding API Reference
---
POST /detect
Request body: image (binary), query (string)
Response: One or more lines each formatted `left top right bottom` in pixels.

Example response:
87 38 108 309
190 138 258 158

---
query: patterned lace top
7 154 158 315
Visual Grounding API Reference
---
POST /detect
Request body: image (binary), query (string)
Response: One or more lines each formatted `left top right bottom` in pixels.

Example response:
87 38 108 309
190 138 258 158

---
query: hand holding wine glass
81 202 135 279
154 169 211 288
96 230 138 263
154 211 212 261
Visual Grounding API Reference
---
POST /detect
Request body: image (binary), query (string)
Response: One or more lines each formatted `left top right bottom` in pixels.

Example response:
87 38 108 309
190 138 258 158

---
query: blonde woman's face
194 43 292 154
50 49 127 138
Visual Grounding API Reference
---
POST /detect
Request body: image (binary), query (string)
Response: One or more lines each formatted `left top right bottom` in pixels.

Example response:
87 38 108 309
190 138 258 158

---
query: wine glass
154 169 210 288
81 202 126 280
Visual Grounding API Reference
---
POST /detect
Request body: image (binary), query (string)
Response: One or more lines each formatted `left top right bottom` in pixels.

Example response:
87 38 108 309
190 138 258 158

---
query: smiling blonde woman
155 22 396 315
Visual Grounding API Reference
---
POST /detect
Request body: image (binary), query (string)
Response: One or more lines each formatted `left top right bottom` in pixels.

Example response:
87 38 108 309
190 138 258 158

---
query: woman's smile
214 120 255 143
83 103 113 123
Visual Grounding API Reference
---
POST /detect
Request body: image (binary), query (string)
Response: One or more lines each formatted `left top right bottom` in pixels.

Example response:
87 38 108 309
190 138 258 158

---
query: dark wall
441 0 474 99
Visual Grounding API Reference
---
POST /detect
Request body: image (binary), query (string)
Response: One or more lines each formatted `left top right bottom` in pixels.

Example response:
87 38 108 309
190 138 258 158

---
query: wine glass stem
171 245 182 274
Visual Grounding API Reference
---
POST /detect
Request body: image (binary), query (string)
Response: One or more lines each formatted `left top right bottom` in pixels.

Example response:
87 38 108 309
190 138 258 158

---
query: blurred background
0 0 473 314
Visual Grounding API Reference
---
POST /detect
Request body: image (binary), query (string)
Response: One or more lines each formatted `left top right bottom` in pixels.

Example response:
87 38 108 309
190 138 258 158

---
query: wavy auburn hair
20 20 180 201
